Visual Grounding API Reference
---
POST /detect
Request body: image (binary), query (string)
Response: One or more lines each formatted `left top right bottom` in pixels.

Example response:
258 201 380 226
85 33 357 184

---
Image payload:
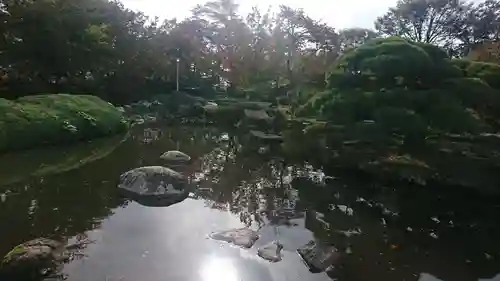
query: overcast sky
121 0 486 30
120 0 401 29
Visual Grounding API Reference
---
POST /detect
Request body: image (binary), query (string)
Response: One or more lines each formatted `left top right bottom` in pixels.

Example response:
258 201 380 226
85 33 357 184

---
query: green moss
3 245 26 264
0 94 128 152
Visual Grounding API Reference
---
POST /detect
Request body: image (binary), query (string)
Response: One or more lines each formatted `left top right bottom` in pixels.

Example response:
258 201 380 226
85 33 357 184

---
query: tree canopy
375 0 500 54
1 0 499 104
2 0 500 190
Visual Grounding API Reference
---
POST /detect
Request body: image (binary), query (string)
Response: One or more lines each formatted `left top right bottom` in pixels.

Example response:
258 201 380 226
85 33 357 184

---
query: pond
0 122 499 281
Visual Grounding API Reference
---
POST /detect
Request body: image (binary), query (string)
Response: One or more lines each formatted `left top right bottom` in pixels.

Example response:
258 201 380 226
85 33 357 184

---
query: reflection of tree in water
191 131 309 228
0 137 131 257
293 172 500 281
187 128 345 230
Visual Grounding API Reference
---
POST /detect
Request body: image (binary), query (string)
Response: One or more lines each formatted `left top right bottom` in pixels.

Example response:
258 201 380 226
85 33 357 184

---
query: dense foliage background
2 0 500 191
1 0 498 104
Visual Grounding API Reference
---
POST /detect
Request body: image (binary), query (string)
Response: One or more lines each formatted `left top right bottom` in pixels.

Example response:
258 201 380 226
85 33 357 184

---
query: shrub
204 105 244 127
0 94 127 151
328 37 460 90
451 59 500 89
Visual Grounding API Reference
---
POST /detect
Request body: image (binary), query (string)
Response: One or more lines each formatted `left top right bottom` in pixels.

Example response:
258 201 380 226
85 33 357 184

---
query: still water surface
0 123 499 281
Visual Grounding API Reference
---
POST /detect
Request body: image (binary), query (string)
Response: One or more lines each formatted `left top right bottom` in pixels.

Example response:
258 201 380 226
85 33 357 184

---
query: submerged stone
210 228 259 248
258 241 283 262
118 166 189 207
160 151 191 163
297 240 340 273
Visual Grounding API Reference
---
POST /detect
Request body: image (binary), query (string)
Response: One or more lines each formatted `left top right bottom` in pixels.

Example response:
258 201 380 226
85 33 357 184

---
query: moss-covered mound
0 94 128 151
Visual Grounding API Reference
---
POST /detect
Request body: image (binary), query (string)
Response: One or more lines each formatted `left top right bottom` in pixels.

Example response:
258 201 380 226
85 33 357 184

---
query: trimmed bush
0 94 127 151
451 59 500 89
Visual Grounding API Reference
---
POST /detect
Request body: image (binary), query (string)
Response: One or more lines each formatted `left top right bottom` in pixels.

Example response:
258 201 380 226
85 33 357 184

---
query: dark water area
0 123 499 281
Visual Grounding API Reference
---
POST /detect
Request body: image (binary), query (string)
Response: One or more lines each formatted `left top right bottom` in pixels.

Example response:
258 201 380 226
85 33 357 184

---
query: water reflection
0 134 127 187
200 256 239 281
0 123 498 281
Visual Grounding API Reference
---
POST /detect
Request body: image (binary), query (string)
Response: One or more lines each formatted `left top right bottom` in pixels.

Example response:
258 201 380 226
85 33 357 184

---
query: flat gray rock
210 228 259 248
258 241 283 262
297 240 340 273
118 166 188 207
160 151 191 163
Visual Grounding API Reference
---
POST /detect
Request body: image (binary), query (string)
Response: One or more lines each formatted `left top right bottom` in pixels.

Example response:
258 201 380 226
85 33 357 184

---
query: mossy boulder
1 238 65 279
0 94 127 151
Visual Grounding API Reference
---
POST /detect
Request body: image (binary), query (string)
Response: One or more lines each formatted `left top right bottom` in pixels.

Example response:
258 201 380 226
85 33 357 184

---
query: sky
120 0 400 30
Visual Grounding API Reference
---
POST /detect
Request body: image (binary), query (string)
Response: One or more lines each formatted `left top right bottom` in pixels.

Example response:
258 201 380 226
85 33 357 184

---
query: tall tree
375 0 468 45
193 0 250 89
452 0 500 54
338 28 379 50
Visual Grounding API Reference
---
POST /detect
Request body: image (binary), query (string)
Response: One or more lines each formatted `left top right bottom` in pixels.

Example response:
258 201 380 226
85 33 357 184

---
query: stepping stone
258 241 283 262
210 228 259 248
160 151 191 163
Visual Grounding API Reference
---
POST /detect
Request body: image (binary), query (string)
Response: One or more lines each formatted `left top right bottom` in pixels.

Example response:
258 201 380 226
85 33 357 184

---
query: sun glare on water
200 255 240 281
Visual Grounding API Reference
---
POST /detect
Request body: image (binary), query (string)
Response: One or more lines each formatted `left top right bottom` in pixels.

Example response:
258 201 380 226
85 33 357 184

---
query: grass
0 94 128 152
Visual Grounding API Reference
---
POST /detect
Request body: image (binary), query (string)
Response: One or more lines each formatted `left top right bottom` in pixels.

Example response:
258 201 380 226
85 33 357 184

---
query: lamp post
176 58 180 92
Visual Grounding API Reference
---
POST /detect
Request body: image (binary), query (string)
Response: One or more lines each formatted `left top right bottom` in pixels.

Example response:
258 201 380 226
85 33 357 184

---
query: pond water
0 123 499 281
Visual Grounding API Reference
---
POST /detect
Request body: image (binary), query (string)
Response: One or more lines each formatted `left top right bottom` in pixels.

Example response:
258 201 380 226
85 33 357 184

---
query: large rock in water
160 151 191 164
1 238 65 278
118 166 189 207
